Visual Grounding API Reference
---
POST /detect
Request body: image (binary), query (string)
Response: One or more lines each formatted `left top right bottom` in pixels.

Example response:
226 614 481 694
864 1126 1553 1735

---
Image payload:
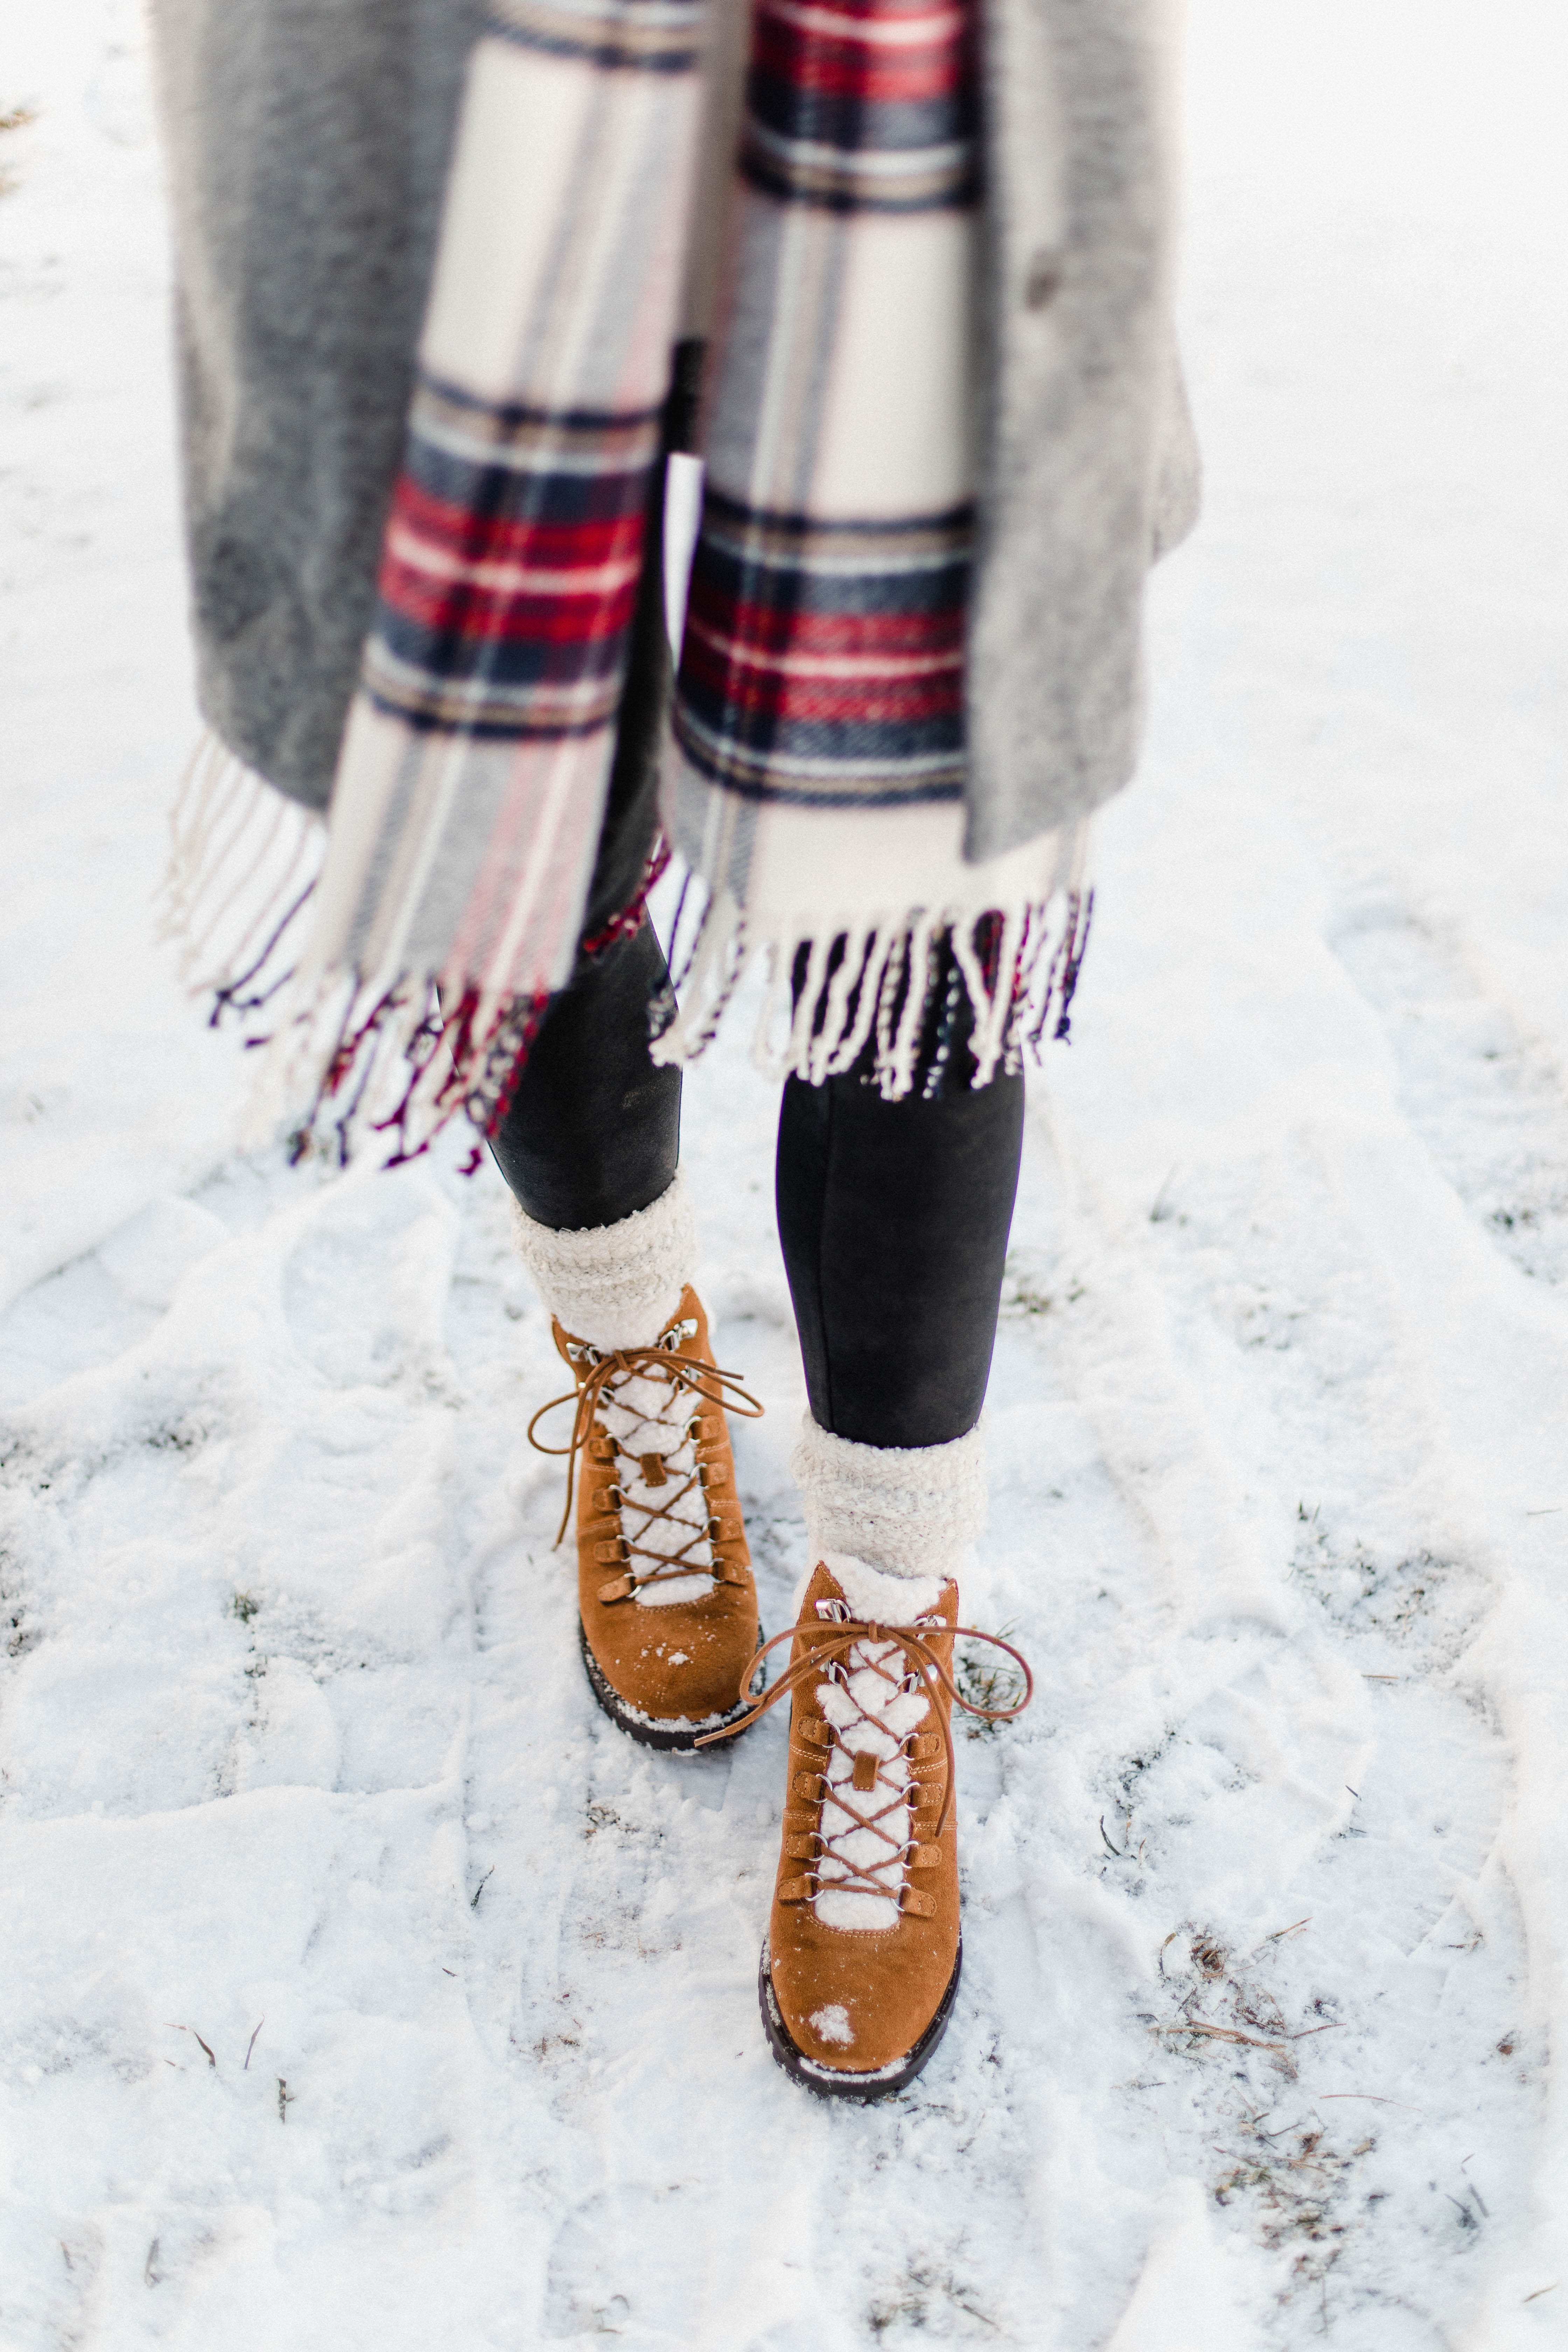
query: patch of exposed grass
953 1624 1028 1738
0 102 36 197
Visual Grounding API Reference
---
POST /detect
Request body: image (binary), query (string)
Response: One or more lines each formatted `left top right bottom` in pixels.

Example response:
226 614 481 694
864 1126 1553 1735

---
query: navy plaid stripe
486 0 703 72
741 0 976 213
674 490 969 798
366 387 660 735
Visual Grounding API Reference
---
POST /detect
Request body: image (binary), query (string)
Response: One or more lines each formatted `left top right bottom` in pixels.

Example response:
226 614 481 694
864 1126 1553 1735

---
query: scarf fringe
162 738 1092 1172
159 738 547 1171
158 736 328 1014
649 867 1094 1099
245 968 548 1174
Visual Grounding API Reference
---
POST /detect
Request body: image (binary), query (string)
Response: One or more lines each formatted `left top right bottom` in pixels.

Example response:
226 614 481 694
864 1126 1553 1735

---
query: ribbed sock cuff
512 1172 697 1348
791 1414 986 1583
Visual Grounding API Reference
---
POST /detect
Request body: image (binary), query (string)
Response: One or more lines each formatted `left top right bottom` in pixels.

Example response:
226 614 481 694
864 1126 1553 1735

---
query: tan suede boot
533 1286 764 1750
702 1560 1030 2098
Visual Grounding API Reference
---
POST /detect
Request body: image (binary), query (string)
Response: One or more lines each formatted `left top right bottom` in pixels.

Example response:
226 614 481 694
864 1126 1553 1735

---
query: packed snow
2 0 1566 2345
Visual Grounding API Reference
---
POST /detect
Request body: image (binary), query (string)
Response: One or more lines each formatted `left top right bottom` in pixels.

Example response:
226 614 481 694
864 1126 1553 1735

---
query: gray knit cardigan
149 0 1199 864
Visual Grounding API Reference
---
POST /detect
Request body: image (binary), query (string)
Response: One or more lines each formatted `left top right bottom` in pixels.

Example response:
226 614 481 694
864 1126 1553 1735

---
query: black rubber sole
578 1618 764 1753
758 1934 963 2102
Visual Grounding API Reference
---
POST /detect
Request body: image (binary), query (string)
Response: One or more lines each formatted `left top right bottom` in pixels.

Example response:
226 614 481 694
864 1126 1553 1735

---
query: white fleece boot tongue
820 1550 945 1625
596 1317 714 1606
810 1574 948 1932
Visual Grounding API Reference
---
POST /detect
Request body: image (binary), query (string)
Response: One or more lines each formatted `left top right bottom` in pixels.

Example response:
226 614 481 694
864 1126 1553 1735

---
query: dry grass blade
1156 2022 1287 2053
1244 1917 1310 1961
165 2023 217 2070
954 1626 1027 1732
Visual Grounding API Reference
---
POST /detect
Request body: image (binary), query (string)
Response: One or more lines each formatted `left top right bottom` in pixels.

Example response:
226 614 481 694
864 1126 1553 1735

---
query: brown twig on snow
166 2024 217 2070
1156 2019 1343 2054
1157 2022 1287 2052
1244 1917 1311 1961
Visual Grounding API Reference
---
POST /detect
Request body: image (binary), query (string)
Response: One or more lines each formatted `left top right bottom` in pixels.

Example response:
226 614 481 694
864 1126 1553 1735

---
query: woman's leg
775 970 1024 1451
763 951 1027 2096
497 912 1023 1438
489 915 681 1231
497 912 760 1745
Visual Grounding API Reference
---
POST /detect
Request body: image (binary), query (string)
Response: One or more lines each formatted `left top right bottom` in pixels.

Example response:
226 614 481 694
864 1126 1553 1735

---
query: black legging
490 917 1023 1449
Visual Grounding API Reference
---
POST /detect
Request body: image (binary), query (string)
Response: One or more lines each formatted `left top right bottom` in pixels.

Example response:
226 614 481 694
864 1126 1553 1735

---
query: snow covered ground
2 0 1566 2344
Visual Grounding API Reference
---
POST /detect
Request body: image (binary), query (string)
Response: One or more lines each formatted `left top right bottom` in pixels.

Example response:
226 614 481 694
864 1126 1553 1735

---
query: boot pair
530 1278 1030 2100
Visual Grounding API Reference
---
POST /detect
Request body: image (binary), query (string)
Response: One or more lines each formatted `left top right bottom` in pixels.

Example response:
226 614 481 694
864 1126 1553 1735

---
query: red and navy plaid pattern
681 491 973 804
676 492 971 804
358 0 702 746
670 0 977 812
366 380 662 740
742 0 978 213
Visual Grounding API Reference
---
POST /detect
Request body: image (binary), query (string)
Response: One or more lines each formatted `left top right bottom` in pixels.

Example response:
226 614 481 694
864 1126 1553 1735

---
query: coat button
1024 248 1063 310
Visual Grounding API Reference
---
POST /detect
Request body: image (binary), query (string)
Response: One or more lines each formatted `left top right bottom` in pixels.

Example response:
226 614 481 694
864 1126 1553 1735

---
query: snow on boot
704 1557 1030 2098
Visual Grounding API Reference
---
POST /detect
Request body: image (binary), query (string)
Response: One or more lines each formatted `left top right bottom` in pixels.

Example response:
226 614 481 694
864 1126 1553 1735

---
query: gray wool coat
149 0 1199 864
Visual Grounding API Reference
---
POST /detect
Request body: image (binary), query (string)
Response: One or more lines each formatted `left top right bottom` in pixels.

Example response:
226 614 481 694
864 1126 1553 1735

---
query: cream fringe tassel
648 834 1093 1103
157 738 544 1169
158 734 327 1011
160 736 1093 1169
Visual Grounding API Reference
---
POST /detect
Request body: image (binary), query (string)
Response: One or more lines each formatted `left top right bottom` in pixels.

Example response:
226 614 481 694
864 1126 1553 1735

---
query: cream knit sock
512 1172 698 1348
791 1413 986 1622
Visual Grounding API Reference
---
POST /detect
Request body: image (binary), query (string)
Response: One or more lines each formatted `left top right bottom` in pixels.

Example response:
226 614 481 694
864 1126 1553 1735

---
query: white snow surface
3 1 1567 2346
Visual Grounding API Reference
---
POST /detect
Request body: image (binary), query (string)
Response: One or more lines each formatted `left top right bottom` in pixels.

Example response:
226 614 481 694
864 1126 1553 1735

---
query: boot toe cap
767 1910 957 2077
583 1588 758 1727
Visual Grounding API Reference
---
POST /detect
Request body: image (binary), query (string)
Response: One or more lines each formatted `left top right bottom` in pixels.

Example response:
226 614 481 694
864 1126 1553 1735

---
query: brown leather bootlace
528 1318 763 1597
696 1610 1032 1863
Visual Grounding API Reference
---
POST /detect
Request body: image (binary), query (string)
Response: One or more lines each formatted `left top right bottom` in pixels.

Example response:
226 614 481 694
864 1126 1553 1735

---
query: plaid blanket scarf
166 0 1089 1167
